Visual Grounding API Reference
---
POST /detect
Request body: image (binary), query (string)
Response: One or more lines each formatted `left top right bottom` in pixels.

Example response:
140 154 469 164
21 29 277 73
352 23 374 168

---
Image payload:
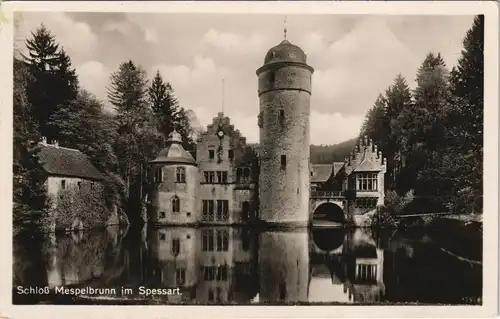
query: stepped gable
37 138 103 181
344 136 386 176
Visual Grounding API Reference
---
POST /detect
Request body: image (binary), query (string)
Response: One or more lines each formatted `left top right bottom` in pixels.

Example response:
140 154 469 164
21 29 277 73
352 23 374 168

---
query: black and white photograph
2 1 498 317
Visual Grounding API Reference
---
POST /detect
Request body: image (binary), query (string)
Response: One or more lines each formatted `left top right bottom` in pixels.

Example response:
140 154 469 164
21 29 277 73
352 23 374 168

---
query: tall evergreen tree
384 74 413 189
13 58 49 234
148 70 195 151
360 94 388 145
23 24 79 141
108 61 162 218
406 53 451 197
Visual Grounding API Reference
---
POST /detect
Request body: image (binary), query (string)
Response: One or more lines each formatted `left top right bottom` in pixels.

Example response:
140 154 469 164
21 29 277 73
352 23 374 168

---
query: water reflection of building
144 227 258 304
196 227 258 303
309 228 385 303
146 228 198 301
258 230 309 303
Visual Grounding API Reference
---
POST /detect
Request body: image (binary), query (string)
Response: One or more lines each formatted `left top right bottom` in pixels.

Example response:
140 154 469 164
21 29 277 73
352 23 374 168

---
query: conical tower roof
150 130 197 166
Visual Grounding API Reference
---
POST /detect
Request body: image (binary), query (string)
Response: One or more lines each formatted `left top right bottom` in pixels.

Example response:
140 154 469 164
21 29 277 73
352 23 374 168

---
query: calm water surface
13 225 482 305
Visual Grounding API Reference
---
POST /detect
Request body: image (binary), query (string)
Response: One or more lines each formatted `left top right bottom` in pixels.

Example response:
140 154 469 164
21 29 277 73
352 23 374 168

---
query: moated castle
148 39 387 227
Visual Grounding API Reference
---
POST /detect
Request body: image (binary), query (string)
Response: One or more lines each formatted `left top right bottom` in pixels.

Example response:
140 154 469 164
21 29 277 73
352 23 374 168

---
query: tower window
209 149 215 160
159 211 166 219
172 196 180 213
61 180 66 190
280 155 286 169
155 167 163 182
269 70 275 84
279 109 285 126
176 167 186 183
77 181 82 190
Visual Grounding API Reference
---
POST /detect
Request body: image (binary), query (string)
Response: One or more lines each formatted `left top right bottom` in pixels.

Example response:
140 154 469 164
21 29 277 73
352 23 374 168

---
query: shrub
52 183 110 231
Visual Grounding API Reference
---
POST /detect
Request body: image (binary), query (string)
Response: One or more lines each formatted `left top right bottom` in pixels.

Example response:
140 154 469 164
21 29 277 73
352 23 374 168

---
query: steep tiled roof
311 164 333 183
38 143 104 180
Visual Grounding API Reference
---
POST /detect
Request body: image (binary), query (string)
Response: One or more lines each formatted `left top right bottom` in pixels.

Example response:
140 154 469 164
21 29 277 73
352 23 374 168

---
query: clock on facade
217 129 225 138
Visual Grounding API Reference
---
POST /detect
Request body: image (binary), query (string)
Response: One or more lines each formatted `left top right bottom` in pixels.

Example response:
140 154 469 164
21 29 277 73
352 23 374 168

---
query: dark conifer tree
23 24 79 141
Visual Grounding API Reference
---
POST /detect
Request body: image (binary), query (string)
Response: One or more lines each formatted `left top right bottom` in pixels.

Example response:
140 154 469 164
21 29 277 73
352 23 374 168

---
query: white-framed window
356 173 378 191
176 167 186 183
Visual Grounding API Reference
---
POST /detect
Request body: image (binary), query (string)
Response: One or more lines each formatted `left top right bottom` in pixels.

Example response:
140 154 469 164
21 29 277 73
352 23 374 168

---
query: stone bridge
310 191 347 224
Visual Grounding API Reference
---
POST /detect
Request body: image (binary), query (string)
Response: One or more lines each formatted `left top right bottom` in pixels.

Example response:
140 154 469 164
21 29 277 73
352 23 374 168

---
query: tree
405 53 451 197
360 94 388 147
148 70 195 151
13 58 49 234
441 15 484 214
108 61 162 219
23 24 79 141
48 90 124 210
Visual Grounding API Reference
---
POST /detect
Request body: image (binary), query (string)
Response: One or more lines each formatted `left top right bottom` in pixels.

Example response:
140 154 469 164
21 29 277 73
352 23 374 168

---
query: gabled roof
38 143 103 180
311 164 333 183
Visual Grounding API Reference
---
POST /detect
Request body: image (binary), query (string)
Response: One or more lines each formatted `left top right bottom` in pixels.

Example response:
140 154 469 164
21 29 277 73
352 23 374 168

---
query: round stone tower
256 39 314 226
149 130 198 225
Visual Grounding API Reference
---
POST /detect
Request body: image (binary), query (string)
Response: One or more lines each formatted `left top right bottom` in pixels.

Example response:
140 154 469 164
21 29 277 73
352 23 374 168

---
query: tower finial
284 16 287 40
221 78 225 114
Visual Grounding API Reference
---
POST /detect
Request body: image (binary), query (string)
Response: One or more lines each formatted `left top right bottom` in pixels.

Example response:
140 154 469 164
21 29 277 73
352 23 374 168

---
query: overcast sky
15 12 474 145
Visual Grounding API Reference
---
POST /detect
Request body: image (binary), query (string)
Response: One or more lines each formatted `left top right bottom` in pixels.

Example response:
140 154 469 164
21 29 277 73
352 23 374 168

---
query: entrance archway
313 202 346 224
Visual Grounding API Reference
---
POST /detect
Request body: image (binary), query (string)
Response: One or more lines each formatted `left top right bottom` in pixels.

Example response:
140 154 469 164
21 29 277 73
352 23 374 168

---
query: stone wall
258 63 312 225
149 164 198 225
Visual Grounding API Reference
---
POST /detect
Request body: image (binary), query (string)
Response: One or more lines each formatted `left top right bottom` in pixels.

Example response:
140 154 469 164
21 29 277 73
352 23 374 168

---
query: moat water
13 224 482 305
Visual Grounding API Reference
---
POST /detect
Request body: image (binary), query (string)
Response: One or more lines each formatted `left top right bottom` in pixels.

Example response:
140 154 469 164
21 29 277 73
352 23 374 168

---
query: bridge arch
313 202 346 224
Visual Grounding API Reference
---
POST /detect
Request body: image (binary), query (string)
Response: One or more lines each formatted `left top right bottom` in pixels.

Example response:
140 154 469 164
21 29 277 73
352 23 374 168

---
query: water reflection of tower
196 227 258 303
258 230 309 303
147 228 198 301
343 229 385 303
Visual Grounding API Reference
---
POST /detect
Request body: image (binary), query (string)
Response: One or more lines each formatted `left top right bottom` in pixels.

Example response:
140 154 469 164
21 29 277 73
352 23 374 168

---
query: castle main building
147 38 386 227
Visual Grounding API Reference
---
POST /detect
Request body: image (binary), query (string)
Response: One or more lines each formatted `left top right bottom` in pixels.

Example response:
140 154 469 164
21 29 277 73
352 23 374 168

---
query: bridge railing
311 190 344 199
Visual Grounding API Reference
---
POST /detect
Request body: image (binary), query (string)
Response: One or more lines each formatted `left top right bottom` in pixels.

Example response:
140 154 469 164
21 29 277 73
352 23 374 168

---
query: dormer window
209 149 215 160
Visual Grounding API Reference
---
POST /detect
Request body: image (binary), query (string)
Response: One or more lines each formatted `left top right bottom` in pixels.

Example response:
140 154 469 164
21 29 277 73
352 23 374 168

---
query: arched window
155 167 163 182
172 196 180 213
176 167 186 183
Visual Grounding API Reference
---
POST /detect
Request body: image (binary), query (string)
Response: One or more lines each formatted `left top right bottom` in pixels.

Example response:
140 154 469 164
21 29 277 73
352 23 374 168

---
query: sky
15 12 474 145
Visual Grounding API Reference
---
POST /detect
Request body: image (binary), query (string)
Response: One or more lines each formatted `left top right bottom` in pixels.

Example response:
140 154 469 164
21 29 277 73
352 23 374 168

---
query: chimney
41 136 47 145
